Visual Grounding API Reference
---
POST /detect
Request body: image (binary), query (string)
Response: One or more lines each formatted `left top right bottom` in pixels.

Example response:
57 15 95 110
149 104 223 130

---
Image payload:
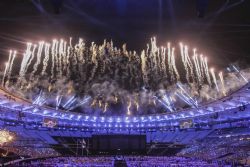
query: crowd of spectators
125 156 221 167
178 135 250 166
7 156 234 167
2 146 60 158
12 156 114 167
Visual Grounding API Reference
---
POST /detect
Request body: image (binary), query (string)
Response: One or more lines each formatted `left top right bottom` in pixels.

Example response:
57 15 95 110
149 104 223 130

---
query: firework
219 71 226 96
210 68 219 92
0 130 14 145
0 37 244 116
127 100 132 115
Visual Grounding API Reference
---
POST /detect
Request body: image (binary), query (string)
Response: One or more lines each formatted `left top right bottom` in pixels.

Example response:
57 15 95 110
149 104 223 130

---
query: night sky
0 0 250 70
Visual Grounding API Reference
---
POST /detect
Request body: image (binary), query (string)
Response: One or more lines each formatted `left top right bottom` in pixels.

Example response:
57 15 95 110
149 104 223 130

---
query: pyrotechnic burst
1 37 249 116
0 129 14 146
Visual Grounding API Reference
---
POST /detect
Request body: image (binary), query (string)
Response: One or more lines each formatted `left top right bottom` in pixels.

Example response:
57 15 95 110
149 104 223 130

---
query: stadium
0 1 250 167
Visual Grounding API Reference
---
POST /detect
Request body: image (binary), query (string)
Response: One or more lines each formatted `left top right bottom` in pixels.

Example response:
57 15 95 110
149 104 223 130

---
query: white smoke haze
0 37 249 116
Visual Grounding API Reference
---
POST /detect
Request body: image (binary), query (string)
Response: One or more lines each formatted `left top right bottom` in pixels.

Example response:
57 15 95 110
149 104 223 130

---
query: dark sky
0 0 250 70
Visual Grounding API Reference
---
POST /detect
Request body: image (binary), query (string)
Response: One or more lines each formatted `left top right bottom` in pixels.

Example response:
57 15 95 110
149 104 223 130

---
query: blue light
43 110 48 114
108 118 113 122
77 115 82 120
125 117 130 123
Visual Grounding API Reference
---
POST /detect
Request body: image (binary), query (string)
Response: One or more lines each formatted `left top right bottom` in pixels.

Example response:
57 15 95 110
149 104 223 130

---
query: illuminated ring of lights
0 83 250 128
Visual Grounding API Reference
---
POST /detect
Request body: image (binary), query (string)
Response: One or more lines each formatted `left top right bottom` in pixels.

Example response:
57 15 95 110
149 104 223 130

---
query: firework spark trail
114 96 118 103
210 68 219 92
199 55 205 83
103 102 108 113
62 41 68 75
155 94 175 112
37 96 47 106
204 57 212 86
31 41 44 77
146 44 150 62
91 99 97 107
180 43 189 82
135 100 139 111
150 38 157 73
157 47 161 73
200 55 206 83
197 55 203 84
167 43 174 82
127 100 132 115
51 40 56 78
152 37 160 74
69 96 91 111
185 46 195 82
195 51 202 83
171 48 180 81
6 51 17 86
33 90 43 105
98 100 102 108
153 99 156 106
58 39 67 76
98 45 105 73
69 37 73 48
54 40 59 75
66 46 71 77
63 96 76 109
68 99 77 109
176 83 198 108
87 43 99 82
56 95 63 110
90 42 97 63
63 96 75 108
176 91 198 108
41 43 50 76
2 63 9 86
175 92 192 106
219 71 226 95
140 50 148 85
56 95 60 110
193 49 202 84
161 47 167 76
26 44 37 73
162 95 174 112
232 65 248 83
19 43 33 80
76 38 85 79
2 50 13 86
23 44 35 76
58 39 64 77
